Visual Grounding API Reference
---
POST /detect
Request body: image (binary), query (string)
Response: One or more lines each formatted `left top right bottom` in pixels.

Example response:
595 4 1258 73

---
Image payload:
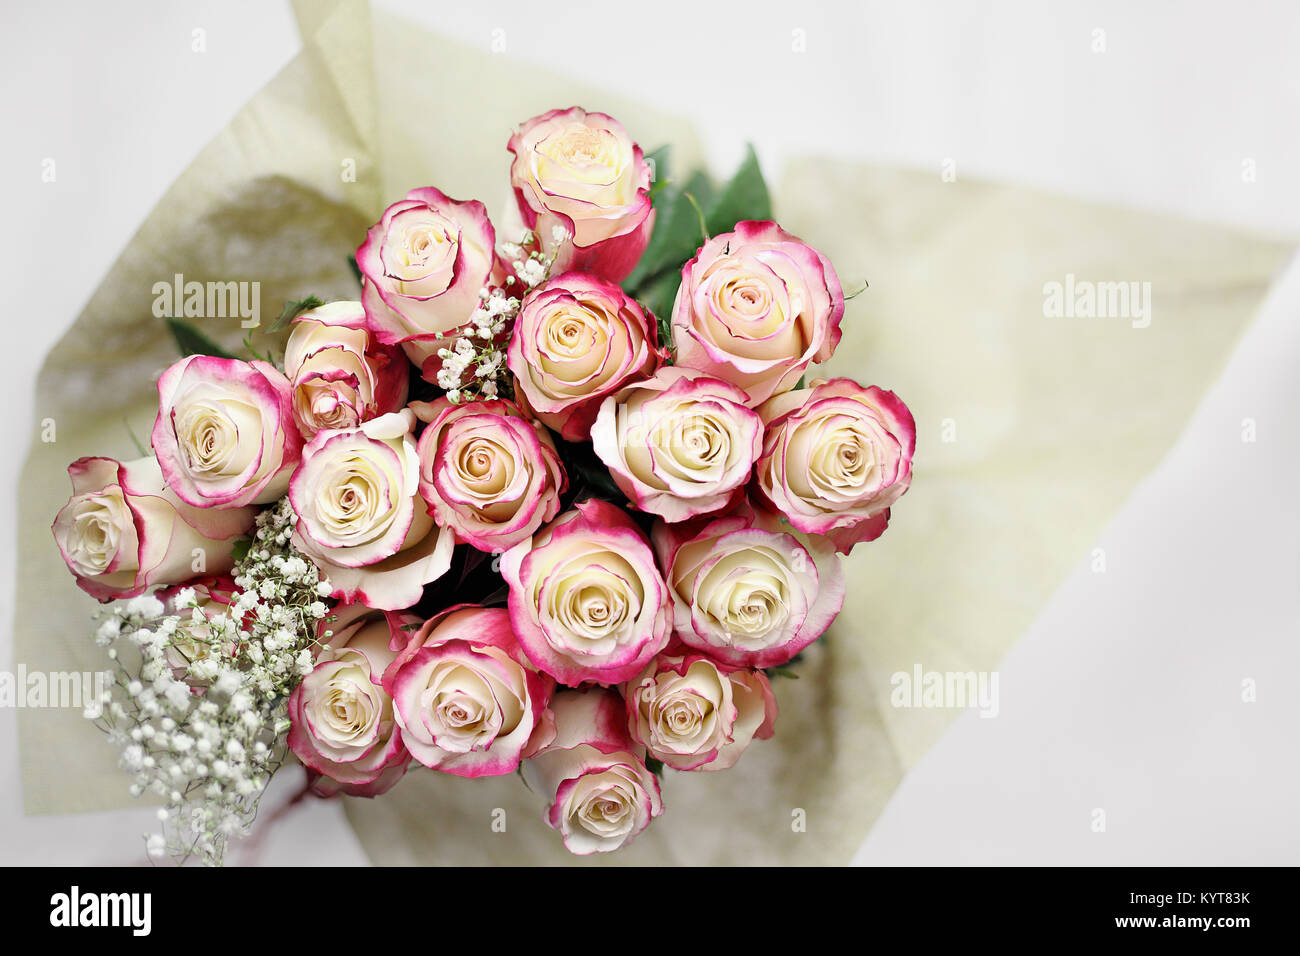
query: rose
756 379 916 554
501 498 672 686
356 186 500 374
623 649 777 771
52 455 254 602
521 687 663 855
157 577 239 683
383 605 556 777
509 271 663 442
671 220 845 406
289 409 454 611
287 603 411 797
151 355 302 508
284 300 409 439
651 504 845 668
507 107 654 283
590 366 762 522
412 397 566 553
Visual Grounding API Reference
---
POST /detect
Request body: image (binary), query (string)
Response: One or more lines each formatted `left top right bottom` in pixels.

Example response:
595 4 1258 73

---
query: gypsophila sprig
87 498 331 866
435 227 565 404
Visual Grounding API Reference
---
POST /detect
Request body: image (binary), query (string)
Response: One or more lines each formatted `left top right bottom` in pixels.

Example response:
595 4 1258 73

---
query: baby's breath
437 228 565 404
87 498 331 866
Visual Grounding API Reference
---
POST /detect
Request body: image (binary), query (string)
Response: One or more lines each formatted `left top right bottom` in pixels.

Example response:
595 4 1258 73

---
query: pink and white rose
623 648 777 771
508 107 655 283
756 379 915 553
289 409 454 611
356 186 500 374
151 355 302 509
383 605 555 777
412 397 566 553
52 455 254 602
671 220 844 406
590 366 762 522
287 603 411 797
501 498 672 687
284 300 408 439
522 687 663 855
652 504 845 668
509 271 663 442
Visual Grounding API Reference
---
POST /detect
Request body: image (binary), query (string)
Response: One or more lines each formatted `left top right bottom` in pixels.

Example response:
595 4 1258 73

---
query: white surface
1 0 1297 865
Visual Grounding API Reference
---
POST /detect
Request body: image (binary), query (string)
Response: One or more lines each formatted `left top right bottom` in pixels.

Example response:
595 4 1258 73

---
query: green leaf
347 254 363 289
764 651 805 680
165 317 238 359
645 756 665 777
624 170 714 291
644 145 670 198
267 295 325 334
229 537 252 564
704 143 771 236
640 268 684 345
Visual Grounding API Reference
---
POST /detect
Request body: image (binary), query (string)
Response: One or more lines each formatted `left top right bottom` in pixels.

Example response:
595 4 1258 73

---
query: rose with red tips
151 355 302 509
590 366 762 522
356 186 502 374
52 455 254 602
287 603 412 797
412 397 566 554
651 503 845 669
508 271 664 442
508 107 655 283
623 649 777 772
283 300 409 439
383 605 556 777
289 409 454 611
522 687 663 855
671 220 844 407
500 498 672 686
756 379 915 554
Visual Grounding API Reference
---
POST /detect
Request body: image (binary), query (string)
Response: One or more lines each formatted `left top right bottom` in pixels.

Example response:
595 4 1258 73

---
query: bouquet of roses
50 106 916 864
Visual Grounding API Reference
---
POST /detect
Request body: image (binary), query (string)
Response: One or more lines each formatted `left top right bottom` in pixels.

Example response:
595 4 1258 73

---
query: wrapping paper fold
14 0 1294 864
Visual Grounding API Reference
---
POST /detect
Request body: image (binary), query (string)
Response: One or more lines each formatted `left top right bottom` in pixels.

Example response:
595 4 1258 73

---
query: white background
1 0 1297 865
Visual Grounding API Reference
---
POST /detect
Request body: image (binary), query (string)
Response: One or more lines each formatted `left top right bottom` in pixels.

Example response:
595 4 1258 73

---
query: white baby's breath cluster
434 227 566 404
88 497 331 866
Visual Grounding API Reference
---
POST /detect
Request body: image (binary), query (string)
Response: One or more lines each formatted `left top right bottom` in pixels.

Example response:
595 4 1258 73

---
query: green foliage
164 317 238 359
267 295 325 334
624 145 772 357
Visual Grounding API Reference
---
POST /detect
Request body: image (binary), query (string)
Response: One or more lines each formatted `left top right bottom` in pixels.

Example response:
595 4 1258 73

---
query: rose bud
590 366 762 522
623 649 776 772
508 107 655 283
52 455 254 602
756 379 915 554
522 687 663 855
651 503 845 668
671 220 844 406
356 186 502 374
508 271 663 442
412 397 566 553
500 498 672 686
383 605 556 777
284 300 409 439
289 409 455 611
157 576 239 684
151 355 302 509
288 603 412 797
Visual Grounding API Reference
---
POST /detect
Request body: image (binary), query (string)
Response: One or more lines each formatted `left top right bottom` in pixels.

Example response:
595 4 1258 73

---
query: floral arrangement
51 106 916 864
